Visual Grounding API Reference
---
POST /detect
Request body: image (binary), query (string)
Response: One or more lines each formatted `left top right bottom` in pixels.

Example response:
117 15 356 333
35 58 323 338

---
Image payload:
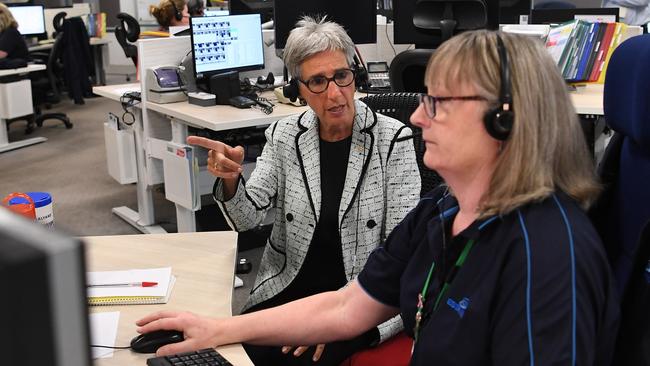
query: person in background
188 0 205 17
603 0 650 25
149 0 190 31
184 15 420 366
137 30 620 365
0 3 28 60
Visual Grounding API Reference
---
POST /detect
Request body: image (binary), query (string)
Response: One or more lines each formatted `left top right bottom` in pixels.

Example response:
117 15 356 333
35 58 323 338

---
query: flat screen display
9 5 46 37
190 14 265 78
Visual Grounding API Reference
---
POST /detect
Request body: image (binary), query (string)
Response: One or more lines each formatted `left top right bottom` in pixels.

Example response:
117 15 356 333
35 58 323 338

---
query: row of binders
545 20 629 84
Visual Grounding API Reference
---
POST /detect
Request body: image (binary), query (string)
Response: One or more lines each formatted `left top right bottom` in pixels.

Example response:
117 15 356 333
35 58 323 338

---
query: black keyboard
146 348 233 366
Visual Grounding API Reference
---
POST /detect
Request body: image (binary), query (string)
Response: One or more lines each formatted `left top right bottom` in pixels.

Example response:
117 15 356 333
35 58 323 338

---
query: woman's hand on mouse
136 310 223 356
282 343 326 362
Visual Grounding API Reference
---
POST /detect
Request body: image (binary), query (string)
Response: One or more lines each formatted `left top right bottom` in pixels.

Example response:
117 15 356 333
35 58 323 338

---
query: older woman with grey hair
186 16 420 365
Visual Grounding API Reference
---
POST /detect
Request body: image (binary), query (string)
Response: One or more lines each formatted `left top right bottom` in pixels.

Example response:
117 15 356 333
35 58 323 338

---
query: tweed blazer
214 100 421 342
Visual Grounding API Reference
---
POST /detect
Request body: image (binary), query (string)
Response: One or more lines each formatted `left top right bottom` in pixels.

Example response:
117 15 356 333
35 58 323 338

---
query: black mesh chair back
388 49 434 93
115 13 140 66
360 92 444 197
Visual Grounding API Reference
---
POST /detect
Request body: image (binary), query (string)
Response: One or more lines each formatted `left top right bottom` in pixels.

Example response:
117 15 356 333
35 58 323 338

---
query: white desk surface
85 232 253 366
145 93 309 131
0 64 46 77
93 83 141 102
28 36 109 52
569 84 604 116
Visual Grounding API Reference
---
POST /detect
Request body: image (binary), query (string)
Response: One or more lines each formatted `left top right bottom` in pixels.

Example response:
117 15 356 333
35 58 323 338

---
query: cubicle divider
137 36 200 232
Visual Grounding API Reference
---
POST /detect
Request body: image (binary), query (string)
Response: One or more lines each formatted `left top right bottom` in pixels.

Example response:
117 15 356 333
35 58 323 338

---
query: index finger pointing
186 136 226 151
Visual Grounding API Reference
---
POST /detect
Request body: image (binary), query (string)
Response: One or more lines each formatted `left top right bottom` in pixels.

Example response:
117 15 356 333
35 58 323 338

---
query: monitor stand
207 71 241 105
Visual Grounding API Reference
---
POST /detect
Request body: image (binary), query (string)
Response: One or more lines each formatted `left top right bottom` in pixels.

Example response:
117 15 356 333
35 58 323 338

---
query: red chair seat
340 332 412 366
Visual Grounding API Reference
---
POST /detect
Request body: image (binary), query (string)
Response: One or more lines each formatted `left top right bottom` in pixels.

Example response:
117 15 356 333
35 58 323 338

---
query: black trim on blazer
212 175 273 211
270 121 279 141
387 125 410 164
339 107 378 230
251 236 287 293
295 111 319 224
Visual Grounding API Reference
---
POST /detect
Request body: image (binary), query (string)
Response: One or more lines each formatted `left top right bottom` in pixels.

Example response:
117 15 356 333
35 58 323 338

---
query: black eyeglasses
299 69 356 94
418 94 487 119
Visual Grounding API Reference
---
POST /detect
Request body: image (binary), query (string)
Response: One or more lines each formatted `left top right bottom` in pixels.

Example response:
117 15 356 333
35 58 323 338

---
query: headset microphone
172 0 183 21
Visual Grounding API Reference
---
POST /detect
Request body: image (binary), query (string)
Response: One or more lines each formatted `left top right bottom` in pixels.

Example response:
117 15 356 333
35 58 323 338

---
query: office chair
28 32 72 131
590 33 650 364
360 92 444 197
388 49 434 93
115 13 140 67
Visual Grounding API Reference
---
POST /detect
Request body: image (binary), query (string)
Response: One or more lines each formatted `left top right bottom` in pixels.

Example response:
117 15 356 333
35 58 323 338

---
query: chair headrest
604 34 650 150
116 13 140 42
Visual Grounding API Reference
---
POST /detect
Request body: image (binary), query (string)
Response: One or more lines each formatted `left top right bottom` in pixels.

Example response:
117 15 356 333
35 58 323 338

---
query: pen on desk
87 281 158 288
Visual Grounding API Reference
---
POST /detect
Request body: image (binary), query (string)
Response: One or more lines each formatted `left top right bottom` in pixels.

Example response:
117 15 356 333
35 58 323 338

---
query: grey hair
282 15 356 79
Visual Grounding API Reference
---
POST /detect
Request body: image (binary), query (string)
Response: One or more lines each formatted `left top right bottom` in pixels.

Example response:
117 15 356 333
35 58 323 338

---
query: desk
29 37 110 86
570 84 604 115
0 64 47 153
85 231 253 366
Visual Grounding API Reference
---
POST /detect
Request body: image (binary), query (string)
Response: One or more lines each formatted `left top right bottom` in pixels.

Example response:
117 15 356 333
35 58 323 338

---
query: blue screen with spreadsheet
190 13 265 78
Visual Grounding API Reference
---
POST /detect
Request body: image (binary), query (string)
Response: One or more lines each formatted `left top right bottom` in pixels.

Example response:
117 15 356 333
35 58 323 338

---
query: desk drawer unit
0 79 33 119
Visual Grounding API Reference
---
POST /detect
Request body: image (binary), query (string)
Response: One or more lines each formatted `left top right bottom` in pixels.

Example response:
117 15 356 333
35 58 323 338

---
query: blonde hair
150 0 186 28
425 30 599 216
0 3 18 33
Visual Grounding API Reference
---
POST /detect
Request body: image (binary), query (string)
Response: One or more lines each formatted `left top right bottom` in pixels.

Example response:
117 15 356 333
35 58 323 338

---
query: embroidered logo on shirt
446 297 470 318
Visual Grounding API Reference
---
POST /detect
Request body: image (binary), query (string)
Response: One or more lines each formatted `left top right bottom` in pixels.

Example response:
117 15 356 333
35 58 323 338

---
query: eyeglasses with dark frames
299 69 356 94
418 94 487 119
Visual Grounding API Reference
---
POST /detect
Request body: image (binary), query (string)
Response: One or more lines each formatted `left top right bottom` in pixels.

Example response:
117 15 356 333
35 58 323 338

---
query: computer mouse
130 329 184 353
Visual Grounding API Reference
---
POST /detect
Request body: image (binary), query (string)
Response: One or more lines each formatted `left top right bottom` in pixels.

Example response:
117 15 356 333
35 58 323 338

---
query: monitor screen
500 0 532 24
229 0 274 23
273 0 377 49
204 8 230 16
190 14 265 79
393 0 499 48
8 5 46 37
0 209 91 366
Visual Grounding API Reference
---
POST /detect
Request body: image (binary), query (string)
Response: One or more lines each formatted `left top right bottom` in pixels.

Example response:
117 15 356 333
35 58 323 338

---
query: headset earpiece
172 1 183 21
483 33 514 141
283 78 300 102
352 55 369 90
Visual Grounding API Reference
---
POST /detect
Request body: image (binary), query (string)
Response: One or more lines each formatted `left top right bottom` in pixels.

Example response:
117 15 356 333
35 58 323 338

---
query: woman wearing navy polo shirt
137 30 620 365
0 4 28 61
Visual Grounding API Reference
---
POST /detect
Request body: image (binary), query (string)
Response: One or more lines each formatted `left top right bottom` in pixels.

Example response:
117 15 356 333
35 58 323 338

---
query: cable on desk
119 91 141 126
90 344 132 349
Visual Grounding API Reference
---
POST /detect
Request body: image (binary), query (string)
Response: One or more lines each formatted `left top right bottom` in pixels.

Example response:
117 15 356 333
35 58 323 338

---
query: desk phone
366 61 391 89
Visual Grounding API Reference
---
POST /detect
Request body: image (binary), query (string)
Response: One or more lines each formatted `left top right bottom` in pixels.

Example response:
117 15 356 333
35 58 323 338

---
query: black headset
172 0 183 21
282 54 370 102
483 34 514 141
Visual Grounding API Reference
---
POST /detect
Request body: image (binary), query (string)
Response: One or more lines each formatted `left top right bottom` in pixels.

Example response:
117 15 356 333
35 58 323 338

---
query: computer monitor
273 0 377 49
499 0 533 24
190 13 265 79
0 209 91 366
393 0 499 48
229 0 274 23
204 8 230 16
530 7 619 24
8 5 46 38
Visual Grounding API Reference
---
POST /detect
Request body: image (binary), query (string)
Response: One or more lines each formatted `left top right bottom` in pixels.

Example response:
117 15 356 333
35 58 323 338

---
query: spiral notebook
87 267 175 306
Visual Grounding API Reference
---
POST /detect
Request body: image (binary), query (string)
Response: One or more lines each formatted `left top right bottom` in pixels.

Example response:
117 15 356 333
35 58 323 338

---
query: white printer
145 66 188 104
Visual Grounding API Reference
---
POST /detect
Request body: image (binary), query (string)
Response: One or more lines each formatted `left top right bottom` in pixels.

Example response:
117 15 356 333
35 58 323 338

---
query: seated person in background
149 0 190 31
188 0 205 17
602 0 650 25
185 15 420 366
138 30 620 365
0 3 28 60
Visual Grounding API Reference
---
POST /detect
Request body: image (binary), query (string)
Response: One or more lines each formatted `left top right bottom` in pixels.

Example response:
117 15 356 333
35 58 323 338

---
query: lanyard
413 238 475 343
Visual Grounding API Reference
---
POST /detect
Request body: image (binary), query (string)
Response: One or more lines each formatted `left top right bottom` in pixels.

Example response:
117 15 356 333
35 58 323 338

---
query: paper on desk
89 311 120 359
87 267 172 298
